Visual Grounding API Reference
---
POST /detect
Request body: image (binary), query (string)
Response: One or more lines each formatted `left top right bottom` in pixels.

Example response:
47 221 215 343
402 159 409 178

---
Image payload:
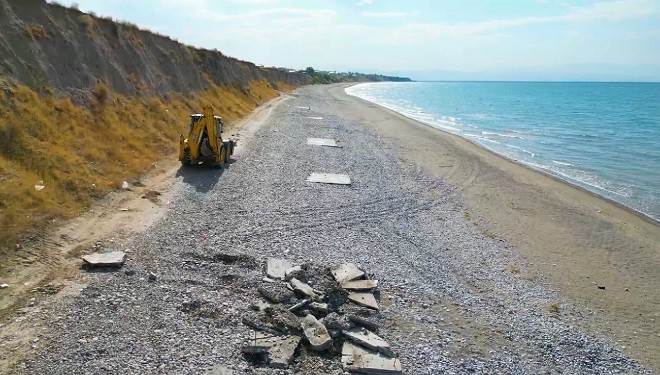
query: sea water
346 82 660 221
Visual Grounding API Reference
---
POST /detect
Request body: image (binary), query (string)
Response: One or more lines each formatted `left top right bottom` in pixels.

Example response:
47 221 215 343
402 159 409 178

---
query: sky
54 0 660 81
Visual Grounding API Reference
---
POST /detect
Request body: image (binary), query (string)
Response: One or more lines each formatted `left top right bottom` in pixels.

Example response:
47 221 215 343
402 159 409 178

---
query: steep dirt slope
0 0 308 101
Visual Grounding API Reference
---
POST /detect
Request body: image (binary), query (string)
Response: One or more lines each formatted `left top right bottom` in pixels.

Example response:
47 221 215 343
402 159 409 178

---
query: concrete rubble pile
242 258 402 374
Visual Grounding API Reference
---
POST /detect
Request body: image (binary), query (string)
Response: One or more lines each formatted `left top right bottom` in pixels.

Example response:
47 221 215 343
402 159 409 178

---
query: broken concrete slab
242 331 276 355
242 311 276 333
342 280 378 291
348 315 379 333
322 312 352 331
343 328 393 356
332 263 365 283
301 314 333 351
307 138 339 147
284 265 304 280
82 251 126 267
270 307 302 334
348 292 379 310
258 283 294 303
266 258 292 280
289 278 316 298
268 335 301 369
342 342 402 374
307 173 351 185
309 302 329 314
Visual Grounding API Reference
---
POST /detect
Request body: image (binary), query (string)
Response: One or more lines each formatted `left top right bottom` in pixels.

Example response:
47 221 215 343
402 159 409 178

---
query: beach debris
290 278 317 298
0 283 9 289
307 173 351 185
34 181 45 191
301 314 333 351
82 251 126 267
240 258 396 370
266 258 292 280
348 292 379 310
259 283 294 303
307 116 323 120
342 342 402 374
332 263 365 283
307 138 339 147
342 280 378 291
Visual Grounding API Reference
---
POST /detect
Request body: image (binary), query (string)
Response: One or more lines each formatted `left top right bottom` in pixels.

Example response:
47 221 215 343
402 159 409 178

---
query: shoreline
344 82 659 225
324 83 660 371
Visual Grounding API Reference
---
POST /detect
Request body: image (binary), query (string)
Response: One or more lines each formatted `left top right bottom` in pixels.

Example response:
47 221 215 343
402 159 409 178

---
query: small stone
124 270 136 276
301 314 332 351
309 302 329 314
288 299 311 312
148 272 157 282
121 181 130 189
348 292 379 310
322 312 352 331
597 285 606 290
267 258 293 280
205 364 233 375
332 263 364 283
250 301 272 312
290 278 316 298
0 284 8 289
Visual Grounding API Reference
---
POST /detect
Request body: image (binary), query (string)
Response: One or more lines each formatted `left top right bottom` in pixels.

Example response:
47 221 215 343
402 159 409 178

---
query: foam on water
346 82 660 221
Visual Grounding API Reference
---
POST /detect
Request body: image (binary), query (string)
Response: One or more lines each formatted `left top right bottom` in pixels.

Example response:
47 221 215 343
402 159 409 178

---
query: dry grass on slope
0 79 286 254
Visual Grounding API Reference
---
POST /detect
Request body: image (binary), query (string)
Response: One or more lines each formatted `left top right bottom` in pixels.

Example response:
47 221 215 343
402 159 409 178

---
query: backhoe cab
178 105 235 167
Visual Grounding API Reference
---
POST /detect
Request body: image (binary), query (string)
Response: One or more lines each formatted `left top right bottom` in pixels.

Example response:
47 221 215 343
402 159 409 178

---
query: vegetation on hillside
303 67 412 84
0 80 290 253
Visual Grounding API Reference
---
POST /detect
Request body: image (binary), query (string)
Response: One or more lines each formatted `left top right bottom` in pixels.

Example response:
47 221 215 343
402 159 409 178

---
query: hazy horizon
49 0 660 82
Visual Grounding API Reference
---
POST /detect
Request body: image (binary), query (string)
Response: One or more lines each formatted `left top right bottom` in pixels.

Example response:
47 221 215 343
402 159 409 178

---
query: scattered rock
332 263 365 283
34 181 45 191
124 269 136 276
289 299 311 312
301 314 333 351
148 272 157 282
82 251 126 267
290 278 317 298
322 312 352 331
250 300 272 312
0 284 8 289
343 328 393 357
342 280 378 291
309 302 329 314
121 181 130 189
267 258 293 280
597 285 606 290
242 311 276 333
342 342 402 374
258 283 294 303
348 292 379 310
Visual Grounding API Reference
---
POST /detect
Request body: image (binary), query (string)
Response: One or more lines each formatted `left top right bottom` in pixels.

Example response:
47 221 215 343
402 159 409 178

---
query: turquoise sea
346 82 660 221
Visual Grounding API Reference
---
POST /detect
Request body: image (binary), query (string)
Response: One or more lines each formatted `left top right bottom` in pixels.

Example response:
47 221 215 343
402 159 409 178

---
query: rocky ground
7 86 653 374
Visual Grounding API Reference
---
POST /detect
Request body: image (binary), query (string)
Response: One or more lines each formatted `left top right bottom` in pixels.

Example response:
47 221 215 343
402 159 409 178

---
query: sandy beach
2 84 658 374
327 83 660 370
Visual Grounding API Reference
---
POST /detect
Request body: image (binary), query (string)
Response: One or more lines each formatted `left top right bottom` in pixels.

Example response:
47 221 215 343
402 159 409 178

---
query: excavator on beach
178 105 235 167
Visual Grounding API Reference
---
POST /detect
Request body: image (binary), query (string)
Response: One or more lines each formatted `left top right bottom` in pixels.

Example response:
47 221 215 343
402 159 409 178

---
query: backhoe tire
219 145 227 166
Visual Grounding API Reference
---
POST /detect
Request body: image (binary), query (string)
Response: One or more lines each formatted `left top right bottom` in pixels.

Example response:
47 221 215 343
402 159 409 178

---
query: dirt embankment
0 0 308 254
0 0 308 102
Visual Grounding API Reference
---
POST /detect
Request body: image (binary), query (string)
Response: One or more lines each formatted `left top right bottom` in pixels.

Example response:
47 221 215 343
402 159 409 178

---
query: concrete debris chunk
250 300 272 312
266 258 292 280
290 278 316 298
307 138 339 147
242 311 276 333
342 342 402 374
307 173 351 185
322 312 352 331
348 292 379 310
284 266 304 280
309 302 329 314
242 331 275 355
258 283 294 303
301 314 333 351
268 335 301 369
82 251 126 267
332 263 364 283
348 315 379 333
342 280 378 291
343 328 393 357
270 307 302 333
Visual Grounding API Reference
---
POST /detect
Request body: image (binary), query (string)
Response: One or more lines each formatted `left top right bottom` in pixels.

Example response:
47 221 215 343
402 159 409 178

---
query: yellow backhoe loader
178 105 235 167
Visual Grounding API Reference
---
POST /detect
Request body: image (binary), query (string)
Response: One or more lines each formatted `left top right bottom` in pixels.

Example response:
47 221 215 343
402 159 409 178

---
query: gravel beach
6 85 656 374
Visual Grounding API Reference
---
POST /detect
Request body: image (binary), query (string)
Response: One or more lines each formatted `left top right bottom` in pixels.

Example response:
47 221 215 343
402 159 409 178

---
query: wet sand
325 83 660 371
